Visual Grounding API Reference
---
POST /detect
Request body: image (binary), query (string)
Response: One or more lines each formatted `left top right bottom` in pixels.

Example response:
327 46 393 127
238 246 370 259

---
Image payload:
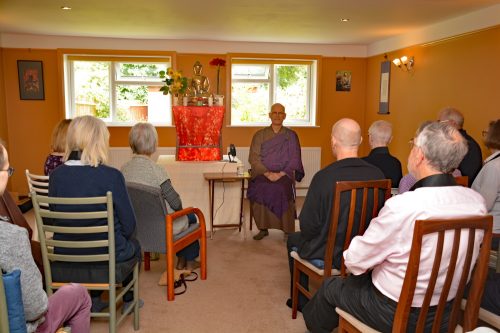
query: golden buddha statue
188 61 211 98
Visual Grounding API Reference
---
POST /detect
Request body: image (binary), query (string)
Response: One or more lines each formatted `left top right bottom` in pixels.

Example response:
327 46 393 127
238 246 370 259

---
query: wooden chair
455 175 469 187
0 273 9 333
126 182 207 301
32 191 140 333
336 215 493 332
291 179 392 319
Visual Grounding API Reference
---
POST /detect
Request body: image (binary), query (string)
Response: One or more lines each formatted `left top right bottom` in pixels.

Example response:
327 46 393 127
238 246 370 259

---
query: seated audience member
48 115 141 313
121 122 200 280
247 103 305 240
286 118 385 311
438 107 482 186
303 121 487 332
362 120 402 186
44 119 71 175
398 121 461 194
0 140 91 333
472 119 500 247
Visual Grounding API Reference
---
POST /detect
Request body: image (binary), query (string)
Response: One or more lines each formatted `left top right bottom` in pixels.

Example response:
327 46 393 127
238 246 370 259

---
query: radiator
109 146 321 196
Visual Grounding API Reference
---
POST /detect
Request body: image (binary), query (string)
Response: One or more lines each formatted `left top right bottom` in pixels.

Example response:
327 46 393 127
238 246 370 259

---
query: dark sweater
298 158 385 268
49 164 137 262
458 129 482 186
362 146 402 187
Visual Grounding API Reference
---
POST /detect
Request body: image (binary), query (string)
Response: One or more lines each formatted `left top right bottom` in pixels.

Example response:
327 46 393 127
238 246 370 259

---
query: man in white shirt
302 122 488 332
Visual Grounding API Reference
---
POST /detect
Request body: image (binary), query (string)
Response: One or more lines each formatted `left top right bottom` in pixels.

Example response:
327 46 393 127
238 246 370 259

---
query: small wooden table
203 172 251 239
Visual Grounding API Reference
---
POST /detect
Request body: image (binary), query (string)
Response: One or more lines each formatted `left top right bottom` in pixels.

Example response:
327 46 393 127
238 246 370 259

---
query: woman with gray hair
121 122 200 283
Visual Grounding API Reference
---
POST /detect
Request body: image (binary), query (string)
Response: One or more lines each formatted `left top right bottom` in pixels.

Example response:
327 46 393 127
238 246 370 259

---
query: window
64 54 172 126
230 58 318 126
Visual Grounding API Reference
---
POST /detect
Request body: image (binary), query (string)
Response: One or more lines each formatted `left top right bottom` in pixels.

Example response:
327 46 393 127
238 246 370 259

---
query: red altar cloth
172 106 225 161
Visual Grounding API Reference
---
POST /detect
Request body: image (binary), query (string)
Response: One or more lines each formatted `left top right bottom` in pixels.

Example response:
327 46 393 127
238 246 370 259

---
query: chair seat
290 251 341 276
51 257 138 284
174 223 200 241
335 307 380 333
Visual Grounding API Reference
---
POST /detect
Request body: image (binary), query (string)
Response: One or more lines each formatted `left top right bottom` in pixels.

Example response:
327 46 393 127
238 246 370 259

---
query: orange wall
1 26 498 193
364 26 500 173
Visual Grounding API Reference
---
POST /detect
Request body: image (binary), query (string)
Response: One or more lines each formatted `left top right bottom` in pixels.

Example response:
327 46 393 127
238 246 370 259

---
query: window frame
228 55 319 127
61 51 174 127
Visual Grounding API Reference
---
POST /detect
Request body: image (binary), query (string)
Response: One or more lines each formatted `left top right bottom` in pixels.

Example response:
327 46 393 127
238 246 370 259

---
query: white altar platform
156 155 244 233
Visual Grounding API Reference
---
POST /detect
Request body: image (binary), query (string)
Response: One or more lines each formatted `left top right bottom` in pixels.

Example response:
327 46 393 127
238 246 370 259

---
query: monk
247 103 304 240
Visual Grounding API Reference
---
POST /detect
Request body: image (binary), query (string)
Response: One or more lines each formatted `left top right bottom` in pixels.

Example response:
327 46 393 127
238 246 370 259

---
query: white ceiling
0 0 498 46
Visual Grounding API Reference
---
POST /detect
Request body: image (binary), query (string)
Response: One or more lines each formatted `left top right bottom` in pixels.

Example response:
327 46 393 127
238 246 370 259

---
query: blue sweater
48 164 137 262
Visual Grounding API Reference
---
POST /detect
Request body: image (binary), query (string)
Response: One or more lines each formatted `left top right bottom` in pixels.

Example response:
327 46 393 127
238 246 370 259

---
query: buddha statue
188 61 211 98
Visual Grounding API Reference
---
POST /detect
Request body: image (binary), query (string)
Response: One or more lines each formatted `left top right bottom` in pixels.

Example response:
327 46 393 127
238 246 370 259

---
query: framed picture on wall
336 70 352 92
17 60 45 100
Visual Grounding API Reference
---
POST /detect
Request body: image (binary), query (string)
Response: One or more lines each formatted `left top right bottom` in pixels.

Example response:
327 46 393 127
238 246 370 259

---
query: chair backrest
26 170 49 208
324 179 392 277
0 273 9 333
126 182 169 253
394 216 493 333
454 175 469 187
31 191 116 295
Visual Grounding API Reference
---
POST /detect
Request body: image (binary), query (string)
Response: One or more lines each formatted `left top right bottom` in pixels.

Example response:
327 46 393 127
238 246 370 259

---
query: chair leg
167 252 175 301
249 201 253 231
144 252 150 271
292 264 300 319
200 230 207 280
109 286 116 333
133 263 139 330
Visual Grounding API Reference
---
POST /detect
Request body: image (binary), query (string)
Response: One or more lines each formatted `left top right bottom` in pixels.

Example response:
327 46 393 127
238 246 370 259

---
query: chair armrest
166 207 206 236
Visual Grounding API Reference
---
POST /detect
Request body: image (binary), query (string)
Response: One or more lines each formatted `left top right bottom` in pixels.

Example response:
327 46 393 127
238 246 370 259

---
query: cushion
51 256 138 284
2 269 27 333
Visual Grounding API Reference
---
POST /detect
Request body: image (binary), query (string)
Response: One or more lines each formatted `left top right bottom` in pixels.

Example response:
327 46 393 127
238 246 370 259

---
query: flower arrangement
159 68 188 96
209 57 226 95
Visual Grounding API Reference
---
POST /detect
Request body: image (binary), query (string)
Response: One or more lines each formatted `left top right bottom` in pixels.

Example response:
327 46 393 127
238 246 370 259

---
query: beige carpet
90 228 307 333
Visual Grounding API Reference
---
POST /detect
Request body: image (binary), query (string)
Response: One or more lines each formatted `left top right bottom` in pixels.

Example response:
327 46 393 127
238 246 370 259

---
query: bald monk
285 118 385 311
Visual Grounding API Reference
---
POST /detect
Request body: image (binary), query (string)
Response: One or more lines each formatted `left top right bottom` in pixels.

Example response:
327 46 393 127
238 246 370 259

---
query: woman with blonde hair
49 115 142 313
44 119 71 175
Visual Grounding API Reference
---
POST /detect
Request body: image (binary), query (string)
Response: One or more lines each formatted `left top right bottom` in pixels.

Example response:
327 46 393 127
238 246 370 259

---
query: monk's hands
264 171 286 182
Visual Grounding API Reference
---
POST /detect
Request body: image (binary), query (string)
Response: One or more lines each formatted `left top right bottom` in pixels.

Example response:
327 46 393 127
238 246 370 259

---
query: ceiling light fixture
392 56 414 72
61 6 72 10
340 18 350 22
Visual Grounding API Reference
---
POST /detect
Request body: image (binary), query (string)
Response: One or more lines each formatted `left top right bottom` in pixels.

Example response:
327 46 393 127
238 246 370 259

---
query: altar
157 155 244 234
172 106 225 161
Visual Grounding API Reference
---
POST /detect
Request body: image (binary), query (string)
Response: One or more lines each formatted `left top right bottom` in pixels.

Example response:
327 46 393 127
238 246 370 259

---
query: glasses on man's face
1 167 14 177
408 138 417 149
270 112 285 117
482 130 488 138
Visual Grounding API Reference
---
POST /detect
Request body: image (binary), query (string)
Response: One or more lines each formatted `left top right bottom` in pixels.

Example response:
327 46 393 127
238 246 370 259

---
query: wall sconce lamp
392 56 414 71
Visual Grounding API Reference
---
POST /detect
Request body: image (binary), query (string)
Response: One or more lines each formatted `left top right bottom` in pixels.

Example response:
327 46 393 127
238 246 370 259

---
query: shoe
150 252 160 261
91 296 109 313
122 298 144 315
158 270 168 286
253 229 269 240
286 298 303 313
186 260 200 271
176 256 186 270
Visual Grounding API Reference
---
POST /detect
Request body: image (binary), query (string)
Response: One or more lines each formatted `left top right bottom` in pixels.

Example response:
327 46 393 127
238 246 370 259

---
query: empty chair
336 215 493 332
291 179 391 318
126 182 207 301
32 191 140 333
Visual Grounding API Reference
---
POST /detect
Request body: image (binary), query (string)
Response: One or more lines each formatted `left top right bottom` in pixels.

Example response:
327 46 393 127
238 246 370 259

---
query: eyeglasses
408 138 419 149
270 112 285 117
1 167 14 177
482 130 488 137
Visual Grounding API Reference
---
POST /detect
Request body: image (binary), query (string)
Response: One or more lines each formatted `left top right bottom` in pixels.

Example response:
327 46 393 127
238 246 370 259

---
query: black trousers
302 273 452 333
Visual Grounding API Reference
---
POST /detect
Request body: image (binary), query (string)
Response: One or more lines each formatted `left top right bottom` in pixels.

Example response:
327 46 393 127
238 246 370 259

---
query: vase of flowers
209 57 226 95
159 68 188 105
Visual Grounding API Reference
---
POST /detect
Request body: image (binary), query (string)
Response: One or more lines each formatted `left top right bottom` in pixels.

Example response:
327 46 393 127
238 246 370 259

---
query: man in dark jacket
438 107 482 186
285 118 385 311
363 120 402 187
